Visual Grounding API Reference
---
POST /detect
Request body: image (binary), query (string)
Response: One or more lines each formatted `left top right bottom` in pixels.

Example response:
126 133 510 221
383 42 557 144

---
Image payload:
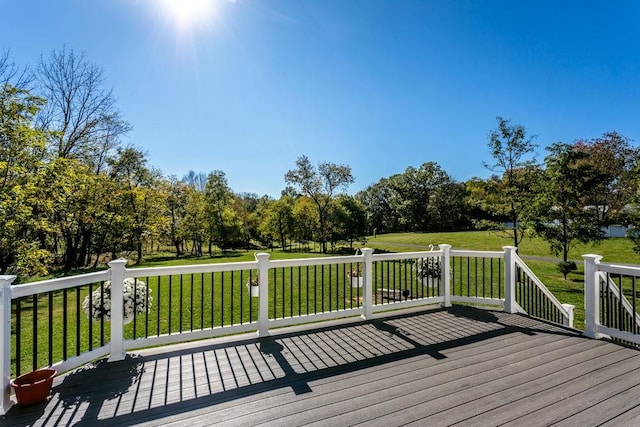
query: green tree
0 83 49 277
332 195 368 249
204 170 239 253
259 196 295 250
285 155 354 253
356 178 398 234
163 176 189 256
109 147 162 264
533 142 605 276
484 116 538 247
572 132 639 226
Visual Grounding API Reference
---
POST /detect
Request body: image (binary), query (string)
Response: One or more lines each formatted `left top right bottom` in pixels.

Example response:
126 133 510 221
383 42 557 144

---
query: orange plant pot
10 369 56 406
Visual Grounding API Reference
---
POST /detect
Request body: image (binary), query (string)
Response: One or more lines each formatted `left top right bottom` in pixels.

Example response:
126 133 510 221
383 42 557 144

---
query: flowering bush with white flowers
83 278 152 322
414 258 441 279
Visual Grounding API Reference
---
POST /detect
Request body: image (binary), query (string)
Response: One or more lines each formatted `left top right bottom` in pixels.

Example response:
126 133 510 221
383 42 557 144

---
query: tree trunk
136 239 143 264
76 228 92 268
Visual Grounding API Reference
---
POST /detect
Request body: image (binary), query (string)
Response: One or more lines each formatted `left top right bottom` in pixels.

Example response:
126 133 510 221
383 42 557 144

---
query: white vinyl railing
584 255 640 344
0 244 574 414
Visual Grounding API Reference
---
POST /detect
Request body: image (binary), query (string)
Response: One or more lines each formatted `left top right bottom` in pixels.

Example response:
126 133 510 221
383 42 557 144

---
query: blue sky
3 0 640 196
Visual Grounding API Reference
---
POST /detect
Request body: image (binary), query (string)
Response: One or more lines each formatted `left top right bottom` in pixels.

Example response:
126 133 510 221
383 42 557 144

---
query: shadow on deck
3 306 640 426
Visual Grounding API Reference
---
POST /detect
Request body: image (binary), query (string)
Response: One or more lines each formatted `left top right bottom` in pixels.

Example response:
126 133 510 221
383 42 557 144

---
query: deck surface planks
2 305 640 426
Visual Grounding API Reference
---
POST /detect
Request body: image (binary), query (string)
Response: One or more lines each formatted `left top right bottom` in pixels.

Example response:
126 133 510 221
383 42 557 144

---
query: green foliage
483 116 539 247
0 83 49 278
285 155 354 253
357 162 466 234
556 260 577 280
532 142 606 262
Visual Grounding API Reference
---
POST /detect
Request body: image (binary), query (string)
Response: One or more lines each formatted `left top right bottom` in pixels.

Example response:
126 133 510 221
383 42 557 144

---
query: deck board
2 305 640 427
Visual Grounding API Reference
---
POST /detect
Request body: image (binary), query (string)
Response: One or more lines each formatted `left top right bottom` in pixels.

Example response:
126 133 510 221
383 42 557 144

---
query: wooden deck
3 305 640 426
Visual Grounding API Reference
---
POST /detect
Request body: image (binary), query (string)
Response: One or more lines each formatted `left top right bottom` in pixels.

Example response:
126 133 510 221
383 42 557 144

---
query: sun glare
158 0 217 33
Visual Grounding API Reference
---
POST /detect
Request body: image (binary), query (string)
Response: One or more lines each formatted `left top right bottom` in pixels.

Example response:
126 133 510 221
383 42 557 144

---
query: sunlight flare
158 0 217 33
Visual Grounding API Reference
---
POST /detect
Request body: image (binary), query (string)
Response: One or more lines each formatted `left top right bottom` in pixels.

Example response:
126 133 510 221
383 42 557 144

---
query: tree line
2 48 640 281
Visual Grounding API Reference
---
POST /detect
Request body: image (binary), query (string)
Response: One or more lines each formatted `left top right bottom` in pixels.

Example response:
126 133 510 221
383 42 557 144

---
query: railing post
561 304 575 328
108 259 127 362
583 254 603 339
361 248 374 320
503 246 517 314
255 252 270 337
0 275 16 415
439 244 451 307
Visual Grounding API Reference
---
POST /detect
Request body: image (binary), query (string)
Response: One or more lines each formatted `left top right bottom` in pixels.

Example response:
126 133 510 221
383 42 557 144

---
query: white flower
414 258 441 279
82 278 152 322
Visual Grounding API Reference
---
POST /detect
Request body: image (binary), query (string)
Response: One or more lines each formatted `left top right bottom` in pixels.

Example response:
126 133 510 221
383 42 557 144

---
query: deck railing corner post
361 248 374 319
0 275 16 415
503 246 517 314
255 252 271 337
438 244 452 307
107 259 127 362
583 254 603 339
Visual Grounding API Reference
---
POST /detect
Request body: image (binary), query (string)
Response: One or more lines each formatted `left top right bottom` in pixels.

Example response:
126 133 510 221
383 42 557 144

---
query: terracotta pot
11 369 56 406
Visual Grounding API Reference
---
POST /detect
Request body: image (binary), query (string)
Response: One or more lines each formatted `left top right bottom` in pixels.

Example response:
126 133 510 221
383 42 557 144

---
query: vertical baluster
633 276 637 335
480 257 485 298
88 284 93 351
199 273 204 330
231 270 236 325
179 275 184 333
168 275 173 334
498 260 502 299
60 291 66 362
220 272 225 326
210 272 215 328
290 266 294 317
157 276 162 335
100 281 105 346
298 266 301 316
305 266 310 315
33 293 39 370
190 273 194 331
16 299 21 376
146 276 151 337
618 274 624 331
48 292 54 365
75 288 81 355
314 265 318 314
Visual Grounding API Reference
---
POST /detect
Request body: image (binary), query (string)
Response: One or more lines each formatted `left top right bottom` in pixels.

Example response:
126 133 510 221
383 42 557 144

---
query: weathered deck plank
2 306 640 427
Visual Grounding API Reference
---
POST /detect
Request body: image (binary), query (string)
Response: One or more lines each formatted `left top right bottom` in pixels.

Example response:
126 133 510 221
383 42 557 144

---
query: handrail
597 270 640 330
11 270 111 299
514 254 572 321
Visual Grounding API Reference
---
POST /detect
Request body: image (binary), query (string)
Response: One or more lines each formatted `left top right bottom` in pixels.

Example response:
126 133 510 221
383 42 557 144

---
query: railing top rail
450 249 504 258
11 270 111 299
127 260 259 278
595 262 640 276
372 251 442 262
270 255 362 269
